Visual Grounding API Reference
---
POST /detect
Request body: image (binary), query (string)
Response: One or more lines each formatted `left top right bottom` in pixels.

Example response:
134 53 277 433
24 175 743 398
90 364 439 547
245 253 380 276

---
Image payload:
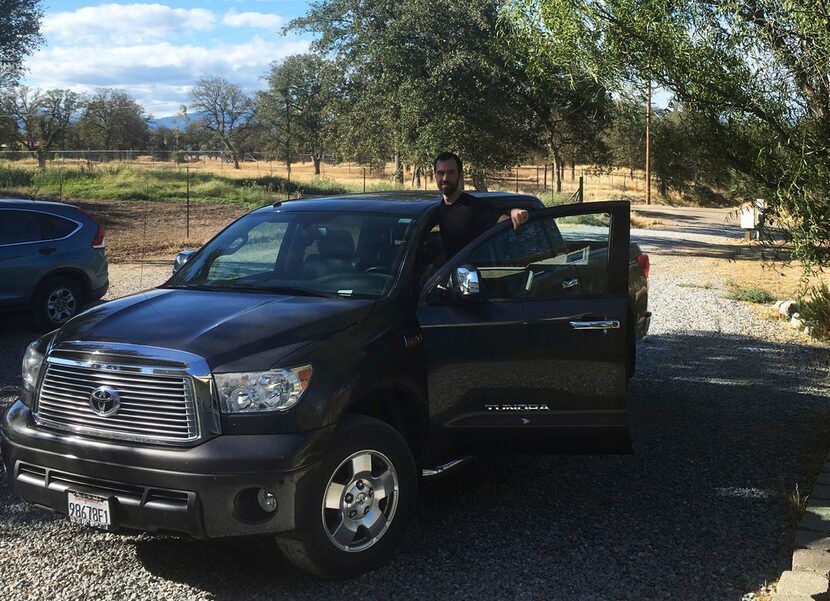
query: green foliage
0 0 43 87
258 54 340 171
76 89 150 150
290 0 534 188
503 0 830 270
799 284 830 341
2 86 81 166
726 286 776 304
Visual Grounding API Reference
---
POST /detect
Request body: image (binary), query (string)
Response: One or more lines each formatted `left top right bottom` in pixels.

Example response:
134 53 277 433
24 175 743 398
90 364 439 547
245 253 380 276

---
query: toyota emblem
89 386 121 416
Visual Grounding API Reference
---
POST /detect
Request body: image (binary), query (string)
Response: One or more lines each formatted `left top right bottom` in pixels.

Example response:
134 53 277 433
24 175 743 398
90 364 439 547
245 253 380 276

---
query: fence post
578 175 584 203
515 166 519 193
363 168 366 193
59 168 64 202
186 164 190 239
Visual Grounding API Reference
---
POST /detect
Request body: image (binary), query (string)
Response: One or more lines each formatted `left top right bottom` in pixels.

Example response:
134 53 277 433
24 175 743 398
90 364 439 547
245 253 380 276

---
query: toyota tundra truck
2 192 650 579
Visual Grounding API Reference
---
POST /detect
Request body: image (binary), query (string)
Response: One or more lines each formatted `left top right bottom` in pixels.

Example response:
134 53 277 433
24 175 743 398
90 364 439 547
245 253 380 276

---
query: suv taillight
636 253 650 279
78 207 106 248
91 223 106 249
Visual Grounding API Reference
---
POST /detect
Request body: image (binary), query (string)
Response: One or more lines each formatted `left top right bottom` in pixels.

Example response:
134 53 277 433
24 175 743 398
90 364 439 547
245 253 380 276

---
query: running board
421 457 470 477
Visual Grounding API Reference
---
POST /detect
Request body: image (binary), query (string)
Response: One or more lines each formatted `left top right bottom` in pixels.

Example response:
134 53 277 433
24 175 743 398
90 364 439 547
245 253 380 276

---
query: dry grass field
10 155 661 202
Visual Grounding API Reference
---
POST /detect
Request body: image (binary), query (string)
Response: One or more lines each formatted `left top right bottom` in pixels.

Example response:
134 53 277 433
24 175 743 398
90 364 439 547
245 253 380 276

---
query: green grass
541 190 576 207
0 162 350 208
725 286 776 304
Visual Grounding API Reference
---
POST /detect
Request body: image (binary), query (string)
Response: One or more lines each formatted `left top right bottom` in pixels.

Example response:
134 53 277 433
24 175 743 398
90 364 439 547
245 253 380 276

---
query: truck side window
465 212 611 300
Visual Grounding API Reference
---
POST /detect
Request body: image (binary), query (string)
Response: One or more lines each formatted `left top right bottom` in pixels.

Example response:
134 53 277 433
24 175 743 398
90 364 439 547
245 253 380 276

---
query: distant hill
149 112 209 131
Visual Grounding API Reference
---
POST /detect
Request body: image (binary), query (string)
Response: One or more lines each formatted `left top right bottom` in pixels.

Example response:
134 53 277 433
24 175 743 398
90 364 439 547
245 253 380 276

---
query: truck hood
53 288 375 370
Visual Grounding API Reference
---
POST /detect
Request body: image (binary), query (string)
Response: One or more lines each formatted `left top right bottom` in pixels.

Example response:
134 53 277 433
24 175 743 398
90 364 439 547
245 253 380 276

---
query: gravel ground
2 234 830 600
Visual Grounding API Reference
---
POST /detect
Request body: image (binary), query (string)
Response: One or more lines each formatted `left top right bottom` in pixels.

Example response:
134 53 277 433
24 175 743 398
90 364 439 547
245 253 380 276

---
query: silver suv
0 199 109 329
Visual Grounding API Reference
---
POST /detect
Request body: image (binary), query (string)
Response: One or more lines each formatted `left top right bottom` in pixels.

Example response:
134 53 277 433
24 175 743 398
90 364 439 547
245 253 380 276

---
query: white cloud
223 10 284 29
43 3 216 45
25 36 311 115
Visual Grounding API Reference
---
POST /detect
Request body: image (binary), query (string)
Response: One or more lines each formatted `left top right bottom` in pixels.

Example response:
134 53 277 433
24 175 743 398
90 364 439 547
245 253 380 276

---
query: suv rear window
0 210 42 245
40 213 79 239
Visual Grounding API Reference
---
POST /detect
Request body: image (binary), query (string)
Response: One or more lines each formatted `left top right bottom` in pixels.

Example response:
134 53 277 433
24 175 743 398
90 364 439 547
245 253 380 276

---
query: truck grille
33 343 219 446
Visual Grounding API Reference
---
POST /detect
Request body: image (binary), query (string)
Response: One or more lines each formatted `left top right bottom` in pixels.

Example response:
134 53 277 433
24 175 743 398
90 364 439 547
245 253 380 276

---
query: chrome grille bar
33 342 220 446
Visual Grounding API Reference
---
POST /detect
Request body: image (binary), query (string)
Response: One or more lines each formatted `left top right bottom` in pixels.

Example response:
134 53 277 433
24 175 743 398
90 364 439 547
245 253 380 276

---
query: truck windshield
165 211 417 298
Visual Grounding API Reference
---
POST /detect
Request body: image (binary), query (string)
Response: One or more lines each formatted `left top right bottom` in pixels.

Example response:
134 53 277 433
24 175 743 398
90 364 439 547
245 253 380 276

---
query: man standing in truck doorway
433 151 529 258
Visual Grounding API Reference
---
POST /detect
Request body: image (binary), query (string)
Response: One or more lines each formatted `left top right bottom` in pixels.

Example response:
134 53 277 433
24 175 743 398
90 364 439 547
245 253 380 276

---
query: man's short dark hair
434 152 462 173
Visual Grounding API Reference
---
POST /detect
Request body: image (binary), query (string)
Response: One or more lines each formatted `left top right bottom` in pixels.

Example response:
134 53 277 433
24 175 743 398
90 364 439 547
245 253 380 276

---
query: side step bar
421 457 471 478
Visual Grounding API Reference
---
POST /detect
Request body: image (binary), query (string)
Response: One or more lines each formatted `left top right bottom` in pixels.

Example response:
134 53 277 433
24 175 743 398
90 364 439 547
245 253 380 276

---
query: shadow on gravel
119 332 830 600
1 326 829 599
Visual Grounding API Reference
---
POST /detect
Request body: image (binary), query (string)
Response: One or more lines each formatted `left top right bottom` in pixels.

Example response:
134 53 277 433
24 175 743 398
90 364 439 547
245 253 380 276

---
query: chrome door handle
570 320 620 330
562 278 579 289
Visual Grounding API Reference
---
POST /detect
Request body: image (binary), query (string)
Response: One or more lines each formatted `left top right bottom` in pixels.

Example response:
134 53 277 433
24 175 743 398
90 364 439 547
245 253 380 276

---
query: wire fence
0 149 658 202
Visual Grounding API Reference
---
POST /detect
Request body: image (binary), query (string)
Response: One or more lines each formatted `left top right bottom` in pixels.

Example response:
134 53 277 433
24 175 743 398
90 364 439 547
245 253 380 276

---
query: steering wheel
363 266 391 275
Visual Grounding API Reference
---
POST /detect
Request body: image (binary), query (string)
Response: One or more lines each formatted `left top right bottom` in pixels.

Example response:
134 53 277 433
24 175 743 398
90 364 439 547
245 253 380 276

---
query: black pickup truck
2 192 650 579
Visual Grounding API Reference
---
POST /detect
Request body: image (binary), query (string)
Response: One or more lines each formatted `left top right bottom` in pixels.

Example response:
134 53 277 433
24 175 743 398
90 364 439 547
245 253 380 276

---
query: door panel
416 201 632 456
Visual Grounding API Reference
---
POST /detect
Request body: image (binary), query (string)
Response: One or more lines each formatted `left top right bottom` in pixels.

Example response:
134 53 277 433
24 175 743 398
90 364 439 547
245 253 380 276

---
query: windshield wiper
163 283 333 297
228 284 335 298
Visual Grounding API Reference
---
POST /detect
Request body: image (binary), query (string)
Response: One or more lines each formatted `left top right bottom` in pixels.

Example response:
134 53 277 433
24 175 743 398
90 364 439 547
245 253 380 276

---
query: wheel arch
346 386 429 463
31 268 92 304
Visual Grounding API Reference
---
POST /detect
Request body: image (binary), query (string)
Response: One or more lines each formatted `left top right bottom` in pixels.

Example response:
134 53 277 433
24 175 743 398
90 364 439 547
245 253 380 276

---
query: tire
34 276 83 330
277 415 417 579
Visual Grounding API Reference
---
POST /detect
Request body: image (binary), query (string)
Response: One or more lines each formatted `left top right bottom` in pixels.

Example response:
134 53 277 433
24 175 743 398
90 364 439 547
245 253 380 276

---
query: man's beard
440 180 458 196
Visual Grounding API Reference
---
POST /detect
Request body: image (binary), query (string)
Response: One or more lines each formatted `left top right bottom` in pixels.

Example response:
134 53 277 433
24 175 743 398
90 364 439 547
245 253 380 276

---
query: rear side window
0 210 42 245
40 213 79 239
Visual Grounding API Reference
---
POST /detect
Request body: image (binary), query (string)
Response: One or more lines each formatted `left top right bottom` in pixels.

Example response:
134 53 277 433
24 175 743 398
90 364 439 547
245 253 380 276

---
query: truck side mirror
172 250 196 275
451 266 481 297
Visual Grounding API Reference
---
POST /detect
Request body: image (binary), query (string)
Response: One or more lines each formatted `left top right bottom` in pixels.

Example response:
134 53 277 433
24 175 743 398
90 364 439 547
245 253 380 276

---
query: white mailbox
740 198 765 229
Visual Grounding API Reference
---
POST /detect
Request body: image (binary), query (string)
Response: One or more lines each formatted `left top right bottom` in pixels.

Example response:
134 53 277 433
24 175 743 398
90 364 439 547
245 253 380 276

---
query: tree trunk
571 160 575 181
551 149 562 193
393 148 403 184
469 167 488 191
313 155 321 175
37 148 46 169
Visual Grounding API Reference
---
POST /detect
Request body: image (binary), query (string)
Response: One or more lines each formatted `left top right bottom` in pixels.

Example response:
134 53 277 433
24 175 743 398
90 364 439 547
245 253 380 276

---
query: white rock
780 300 798 318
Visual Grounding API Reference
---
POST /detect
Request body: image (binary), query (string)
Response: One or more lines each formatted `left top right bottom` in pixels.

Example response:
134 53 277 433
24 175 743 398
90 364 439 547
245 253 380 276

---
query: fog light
257 489 277 513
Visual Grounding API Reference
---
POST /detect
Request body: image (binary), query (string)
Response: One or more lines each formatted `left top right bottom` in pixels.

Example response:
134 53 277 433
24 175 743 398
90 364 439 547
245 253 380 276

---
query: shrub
799 284 830 341
726 286 776 304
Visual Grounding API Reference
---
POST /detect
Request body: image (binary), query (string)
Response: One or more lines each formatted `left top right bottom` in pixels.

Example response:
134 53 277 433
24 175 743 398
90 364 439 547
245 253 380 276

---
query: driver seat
302 229 355 279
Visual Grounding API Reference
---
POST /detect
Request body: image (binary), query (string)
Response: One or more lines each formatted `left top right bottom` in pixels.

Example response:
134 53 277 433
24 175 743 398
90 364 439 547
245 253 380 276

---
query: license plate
67 491 111 529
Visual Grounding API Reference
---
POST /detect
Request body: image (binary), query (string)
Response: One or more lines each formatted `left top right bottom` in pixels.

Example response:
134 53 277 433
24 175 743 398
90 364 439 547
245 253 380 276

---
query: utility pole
645 80 652 205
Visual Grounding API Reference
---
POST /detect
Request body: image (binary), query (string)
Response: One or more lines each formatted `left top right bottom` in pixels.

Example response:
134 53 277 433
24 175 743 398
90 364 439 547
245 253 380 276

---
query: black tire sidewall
34 277 83 330
283 415 417 579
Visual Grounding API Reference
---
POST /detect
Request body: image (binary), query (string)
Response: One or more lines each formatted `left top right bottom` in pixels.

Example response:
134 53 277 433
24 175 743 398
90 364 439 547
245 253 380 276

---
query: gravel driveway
2 224 829 600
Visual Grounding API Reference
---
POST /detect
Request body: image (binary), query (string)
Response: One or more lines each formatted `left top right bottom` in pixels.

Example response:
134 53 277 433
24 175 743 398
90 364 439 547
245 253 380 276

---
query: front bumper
1 400 331 539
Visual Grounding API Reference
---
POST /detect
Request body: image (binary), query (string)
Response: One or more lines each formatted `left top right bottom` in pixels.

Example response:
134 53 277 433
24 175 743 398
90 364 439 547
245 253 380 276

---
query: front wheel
277 415 417 579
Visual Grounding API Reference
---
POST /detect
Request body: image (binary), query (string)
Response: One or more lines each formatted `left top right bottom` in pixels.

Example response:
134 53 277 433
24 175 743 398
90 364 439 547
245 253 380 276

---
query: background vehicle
0 199 108 329
2 192 649 579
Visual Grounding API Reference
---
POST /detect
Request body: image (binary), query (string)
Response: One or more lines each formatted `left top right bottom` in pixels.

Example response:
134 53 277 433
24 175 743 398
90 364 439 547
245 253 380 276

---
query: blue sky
24 1 315 116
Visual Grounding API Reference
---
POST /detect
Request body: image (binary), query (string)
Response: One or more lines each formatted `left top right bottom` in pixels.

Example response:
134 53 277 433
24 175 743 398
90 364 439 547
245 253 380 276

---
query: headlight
215 365 313 413
22 342 45 393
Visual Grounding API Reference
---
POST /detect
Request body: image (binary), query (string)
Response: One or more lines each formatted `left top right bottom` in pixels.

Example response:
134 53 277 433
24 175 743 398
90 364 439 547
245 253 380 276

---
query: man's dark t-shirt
437 192 500 258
